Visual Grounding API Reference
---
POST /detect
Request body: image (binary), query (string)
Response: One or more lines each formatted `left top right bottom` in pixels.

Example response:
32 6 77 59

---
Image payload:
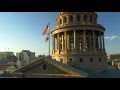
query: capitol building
52 12 107 72
12 12 120 78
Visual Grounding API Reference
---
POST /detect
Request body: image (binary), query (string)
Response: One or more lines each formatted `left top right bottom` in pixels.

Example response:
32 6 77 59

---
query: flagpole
49 23 50 56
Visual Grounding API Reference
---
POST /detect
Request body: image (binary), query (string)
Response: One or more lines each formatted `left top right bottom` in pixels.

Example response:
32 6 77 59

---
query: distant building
0 52 17 65
107 54 120 66
112 59 120 69
0 52 14 60
16 50 35 68
38 55 45 58
110 54 120 60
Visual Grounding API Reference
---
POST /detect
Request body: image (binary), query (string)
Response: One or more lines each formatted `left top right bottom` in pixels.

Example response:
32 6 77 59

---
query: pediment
13 58 87 78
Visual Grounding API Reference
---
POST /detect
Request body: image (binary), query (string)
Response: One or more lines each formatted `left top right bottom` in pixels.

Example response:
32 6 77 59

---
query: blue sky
0 12 119 56
97 12 120 55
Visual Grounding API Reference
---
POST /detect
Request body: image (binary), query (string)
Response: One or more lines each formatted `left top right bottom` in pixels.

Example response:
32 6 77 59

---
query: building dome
51 12 107 72
56 12 98 27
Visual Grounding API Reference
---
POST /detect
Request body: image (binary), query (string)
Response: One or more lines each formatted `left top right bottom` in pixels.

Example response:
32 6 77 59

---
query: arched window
84 15 87 22
69 15 73 22
69 58 72 63
77 15 80 21
63 16 67 23
60 18 62 24
90 16 93 22
60 59 63 63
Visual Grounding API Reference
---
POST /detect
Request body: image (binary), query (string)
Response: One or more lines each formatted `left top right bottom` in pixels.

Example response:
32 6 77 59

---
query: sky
0 12 120 56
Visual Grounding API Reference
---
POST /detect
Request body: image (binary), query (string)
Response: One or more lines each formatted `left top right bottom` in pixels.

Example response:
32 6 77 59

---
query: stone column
62 34 64 51
99 32 102 50
52 35 55 52
67 32 69 50
74 30 76 50
57 34 60 51
64 31 67 50
96 33 99 49
66 16 69 24
93 30 95 51
103 32 105 51
98 32 100 49
54 36 55 51
52 35 53 51
54 37 56 51
83 30 86 51
90 32 92 50
62 17 64 26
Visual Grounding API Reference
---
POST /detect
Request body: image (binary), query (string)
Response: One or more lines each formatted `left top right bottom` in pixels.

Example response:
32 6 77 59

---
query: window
90 16 93 22
60 59 63 63
77 15 80 21
84 15 87 22
70 15 73 22
42 64 48 71
63 16 67 23
79 58 83 62
99 58 101 62
90 58 93 62
69 58 72 62
60 19 62 24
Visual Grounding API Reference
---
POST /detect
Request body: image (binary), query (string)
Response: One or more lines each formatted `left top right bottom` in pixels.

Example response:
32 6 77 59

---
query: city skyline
0 12 120 56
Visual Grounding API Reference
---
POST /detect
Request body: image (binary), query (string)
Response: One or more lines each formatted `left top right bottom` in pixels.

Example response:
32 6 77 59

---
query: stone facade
51 12 108 72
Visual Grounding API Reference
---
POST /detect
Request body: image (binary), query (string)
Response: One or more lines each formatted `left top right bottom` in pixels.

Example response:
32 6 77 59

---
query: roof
13 57 88 78
71 65 120 78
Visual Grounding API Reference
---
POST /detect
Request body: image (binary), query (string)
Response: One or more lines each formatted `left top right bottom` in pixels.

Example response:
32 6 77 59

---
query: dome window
63 16 67 23
69 15 73 22
84 15 87 22
77 15 80 21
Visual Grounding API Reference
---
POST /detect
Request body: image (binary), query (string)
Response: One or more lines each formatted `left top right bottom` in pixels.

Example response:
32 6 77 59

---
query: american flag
42 23 49 42
42 23 49 35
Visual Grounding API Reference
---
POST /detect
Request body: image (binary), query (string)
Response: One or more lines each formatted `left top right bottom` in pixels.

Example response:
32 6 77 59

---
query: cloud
105 36 119 40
